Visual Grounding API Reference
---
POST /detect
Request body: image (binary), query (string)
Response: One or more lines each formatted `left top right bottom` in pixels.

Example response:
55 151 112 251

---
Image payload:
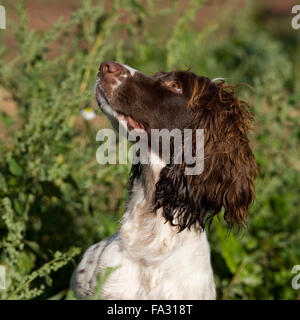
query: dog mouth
96 81 146 132
117 113 146 132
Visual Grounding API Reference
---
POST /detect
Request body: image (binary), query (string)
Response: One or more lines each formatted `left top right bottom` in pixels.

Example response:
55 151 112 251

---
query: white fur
94 80 116 118
95 81 129 134
111 78 122 91
212 77 226 82
71 153 216 300
122 64 137 76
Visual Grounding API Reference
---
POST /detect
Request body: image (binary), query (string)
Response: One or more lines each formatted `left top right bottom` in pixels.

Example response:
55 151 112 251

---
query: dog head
95 61 258 231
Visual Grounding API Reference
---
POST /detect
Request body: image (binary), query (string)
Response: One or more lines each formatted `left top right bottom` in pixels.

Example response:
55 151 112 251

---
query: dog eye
165 81 182 94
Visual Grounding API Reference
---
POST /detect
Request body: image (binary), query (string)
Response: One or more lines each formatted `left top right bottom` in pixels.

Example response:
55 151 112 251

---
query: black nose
100 61 121 74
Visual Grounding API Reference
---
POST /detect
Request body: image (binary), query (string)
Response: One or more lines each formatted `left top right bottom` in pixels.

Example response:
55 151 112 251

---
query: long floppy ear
154 78 258 231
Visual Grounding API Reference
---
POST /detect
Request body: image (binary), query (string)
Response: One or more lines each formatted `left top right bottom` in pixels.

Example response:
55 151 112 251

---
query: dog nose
100 61 121 75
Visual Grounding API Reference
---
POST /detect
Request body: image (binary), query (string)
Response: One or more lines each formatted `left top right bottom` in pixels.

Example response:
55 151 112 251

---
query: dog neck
119 151 204 265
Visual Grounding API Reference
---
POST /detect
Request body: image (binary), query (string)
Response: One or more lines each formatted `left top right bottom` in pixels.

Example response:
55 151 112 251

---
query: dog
70 61 258 299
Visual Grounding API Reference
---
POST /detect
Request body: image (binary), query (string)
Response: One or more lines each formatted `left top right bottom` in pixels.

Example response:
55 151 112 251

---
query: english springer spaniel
71 61 258 299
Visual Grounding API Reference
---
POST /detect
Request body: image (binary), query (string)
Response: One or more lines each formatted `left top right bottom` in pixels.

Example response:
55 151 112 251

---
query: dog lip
115 110 146 131
127 116 145 131
95 83 109 102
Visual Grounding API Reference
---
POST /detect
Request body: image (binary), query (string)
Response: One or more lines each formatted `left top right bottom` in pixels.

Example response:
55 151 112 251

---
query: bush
0 0 299 299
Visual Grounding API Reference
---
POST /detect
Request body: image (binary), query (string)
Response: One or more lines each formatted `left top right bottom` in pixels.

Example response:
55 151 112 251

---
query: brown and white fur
70 62 257 300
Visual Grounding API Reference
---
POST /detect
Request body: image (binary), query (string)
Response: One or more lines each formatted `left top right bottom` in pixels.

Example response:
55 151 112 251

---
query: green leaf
18 251 36 274
0 172 7 191
216 223 247 274
93 266 119 300
8 159 23 176
0 112 13 127
14 200 23 215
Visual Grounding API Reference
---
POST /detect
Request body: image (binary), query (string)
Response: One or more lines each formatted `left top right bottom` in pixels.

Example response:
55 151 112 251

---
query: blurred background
0 0 299 299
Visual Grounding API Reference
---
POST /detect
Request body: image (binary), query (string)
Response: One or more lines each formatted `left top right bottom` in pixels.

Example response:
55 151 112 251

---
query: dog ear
154 80 258 231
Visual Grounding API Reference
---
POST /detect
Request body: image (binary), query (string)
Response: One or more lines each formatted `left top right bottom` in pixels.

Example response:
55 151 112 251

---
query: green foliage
92 267 119 300
0 0 299 299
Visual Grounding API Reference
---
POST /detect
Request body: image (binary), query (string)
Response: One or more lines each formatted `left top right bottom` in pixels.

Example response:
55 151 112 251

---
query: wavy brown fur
154 77 258 231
